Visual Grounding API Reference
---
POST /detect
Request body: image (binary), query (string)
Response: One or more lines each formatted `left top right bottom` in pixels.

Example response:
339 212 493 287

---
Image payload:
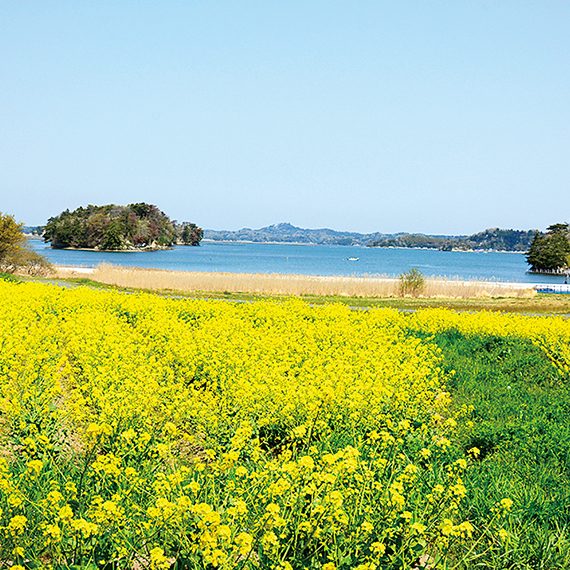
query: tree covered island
44 203 203 250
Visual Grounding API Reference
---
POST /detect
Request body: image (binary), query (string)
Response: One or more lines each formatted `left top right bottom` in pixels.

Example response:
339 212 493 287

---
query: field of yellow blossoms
0 280 569 569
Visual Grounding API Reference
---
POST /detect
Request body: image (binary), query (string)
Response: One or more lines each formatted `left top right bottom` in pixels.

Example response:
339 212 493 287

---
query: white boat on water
347 257 359 261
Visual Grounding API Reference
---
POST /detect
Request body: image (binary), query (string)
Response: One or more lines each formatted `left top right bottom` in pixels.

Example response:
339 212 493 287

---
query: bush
398 268 425 297
0 212 52 275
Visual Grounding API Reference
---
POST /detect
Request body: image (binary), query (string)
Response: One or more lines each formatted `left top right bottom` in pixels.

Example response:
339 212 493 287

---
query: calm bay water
29 239 565 284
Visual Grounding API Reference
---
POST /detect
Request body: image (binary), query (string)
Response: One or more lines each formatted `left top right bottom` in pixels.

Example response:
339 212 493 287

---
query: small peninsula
44 203 203 250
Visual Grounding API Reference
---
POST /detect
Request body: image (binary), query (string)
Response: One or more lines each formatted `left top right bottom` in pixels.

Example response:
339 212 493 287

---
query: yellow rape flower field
0 280 569 569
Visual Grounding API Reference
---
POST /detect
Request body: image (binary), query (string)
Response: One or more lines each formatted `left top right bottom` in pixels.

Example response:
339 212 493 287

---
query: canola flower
1 281 564 568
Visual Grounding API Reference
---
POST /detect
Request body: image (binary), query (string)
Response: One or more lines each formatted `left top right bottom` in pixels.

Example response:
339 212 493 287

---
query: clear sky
1 1 569 234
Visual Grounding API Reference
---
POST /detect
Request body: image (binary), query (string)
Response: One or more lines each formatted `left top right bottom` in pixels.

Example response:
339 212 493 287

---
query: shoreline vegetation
54 264 537 299
0 212 52 275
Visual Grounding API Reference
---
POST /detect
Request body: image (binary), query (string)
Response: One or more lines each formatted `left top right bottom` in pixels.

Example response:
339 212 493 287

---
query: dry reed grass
56 264 537 299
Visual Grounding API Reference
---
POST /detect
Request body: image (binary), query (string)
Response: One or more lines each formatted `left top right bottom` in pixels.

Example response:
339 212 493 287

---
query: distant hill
370 228 537 252
205 223 389 246
460 228 537 252
204 223 536 252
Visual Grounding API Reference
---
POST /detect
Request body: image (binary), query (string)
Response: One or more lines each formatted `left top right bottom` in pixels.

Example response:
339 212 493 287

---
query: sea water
29 239 565 284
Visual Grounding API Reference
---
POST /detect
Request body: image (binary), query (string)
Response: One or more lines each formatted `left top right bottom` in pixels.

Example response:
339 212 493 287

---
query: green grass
428 331 570 568
0 272 23 283
297 292 570 314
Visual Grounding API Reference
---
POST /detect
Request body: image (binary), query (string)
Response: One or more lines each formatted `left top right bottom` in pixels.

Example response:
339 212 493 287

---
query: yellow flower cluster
0 281 549 567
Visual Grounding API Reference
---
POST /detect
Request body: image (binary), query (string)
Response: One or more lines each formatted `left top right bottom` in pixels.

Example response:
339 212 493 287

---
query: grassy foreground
427 332 570 568
0 277 569 568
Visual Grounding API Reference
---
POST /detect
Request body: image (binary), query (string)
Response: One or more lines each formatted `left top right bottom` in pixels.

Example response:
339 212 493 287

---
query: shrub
398 267 425 297
0 212 52 275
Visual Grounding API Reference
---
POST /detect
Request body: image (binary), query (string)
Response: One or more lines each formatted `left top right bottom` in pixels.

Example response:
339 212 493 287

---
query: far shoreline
29 235 528 254
203 238 527 254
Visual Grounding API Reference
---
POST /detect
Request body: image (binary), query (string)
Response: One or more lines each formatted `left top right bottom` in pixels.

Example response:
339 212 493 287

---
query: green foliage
464 228 538 251
43 203 187 250
0 272 22 282
431 331 570 568
526 223 570 273
22 225 44 236
0 212 24 257
178 222 204 246
0 212 51 275
371 228 537 251
398 268 425 297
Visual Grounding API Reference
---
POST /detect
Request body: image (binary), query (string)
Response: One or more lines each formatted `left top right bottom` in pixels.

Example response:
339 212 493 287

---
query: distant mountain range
204 223 386 246
204 223 536 252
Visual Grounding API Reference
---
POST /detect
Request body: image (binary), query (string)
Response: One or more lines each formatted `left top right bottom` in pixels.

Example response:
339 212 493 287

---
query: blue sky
1 1 569 233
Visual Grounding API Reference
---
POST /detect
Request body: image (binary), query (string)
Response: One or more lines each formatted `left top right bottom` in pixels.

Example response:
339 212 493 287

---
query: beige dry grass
57 264 537 299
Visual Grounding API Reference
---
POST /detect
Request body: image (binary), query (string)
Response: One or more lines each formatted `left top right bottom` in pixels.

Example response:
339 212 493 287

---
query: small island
44 203 203 250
